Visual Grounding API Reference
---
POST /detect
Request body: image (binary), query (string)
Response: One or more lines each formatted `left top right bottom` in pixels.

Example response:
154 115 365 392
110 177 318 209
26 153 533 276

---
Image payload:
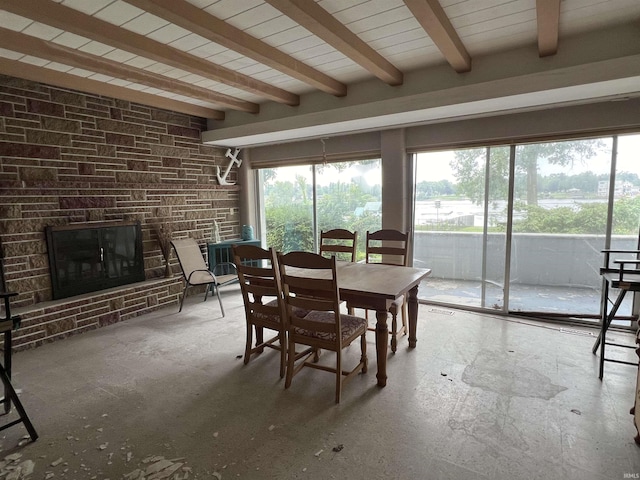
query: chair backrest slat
365 229 410 267
233 244 283 321
319 229 357 262
278 251 341 337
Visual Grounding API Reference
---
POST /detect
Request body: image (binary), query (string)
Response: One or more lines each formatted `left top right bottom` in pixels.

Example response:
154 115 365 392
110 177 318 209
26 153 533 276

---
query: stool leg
599 289 627 380
3 330 10 414
593 278 609 354
0 364 37 441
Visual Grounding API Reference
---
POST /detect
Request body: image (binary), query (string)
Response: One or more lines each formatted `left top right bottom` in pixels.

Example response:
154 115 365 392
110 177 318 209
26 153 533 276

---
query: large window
413 133 640 322
261 160 381 258
414 147 507 309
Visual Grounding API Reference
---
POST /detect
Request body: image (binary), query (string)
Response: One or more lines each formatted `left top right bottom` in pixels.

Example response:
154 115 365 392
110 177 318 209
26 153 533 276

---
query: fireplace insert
45 221 145 300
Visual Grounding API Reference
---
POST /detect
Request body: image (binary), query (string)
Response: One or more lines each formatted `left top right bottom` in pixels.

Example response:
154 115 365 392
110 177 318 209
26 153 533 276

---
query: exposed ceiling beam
0 28 259 113
265 0 403 86
0 0 298 106
403 0 471 73
124 0 347 97
536 0 561 57
0 57 224 119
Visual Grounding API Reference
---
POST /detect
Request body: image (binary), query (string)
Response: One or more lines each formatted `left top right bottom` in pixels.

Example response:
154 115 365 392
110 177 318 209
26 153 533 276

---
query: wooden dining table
335 262 432 387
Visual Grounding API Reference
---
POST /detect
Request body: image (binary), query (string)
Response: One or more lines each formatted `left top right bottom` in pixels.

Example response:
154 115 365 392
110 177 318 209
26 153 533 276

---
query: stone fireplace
45 221 145 300
0 75 241 350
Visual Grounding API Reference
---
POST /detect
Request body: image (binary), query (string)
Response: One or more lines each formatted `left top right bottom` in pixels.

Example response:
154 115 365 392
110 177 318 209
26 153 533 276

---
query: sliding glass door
413 133 640 322
508 138 612 315
413 147 507 309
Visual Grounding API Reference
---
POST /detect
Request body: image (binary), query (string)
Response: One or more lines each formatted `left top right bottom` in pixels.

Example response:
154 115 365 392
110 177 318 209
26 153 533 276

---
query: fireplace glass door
46 221 145 299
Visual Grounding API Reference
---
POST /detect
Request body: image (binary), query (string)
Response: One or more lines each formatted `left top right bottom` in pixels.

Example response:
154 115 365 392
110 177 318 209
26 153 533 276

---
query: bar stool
0 292 37 441
592 251 640 380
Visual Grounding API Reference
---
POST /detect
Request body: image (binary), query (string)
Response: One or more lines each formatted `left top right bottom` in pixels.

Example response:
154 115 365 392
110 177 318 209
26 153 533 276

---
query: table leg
407 285 419 348
375 309 388 387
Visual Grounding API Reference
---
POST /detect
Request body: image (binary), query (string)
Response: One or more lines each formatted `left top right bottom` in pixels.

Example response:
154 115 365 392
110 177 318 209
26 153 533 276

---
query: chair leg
361 332 368 374
335 351 342 404
401 300 408 335
178 284 188 312
390 309 398 354
255 326 264 353
243 323 253 365
279 330 286 379
285 337 295 389
213 284 225 317
0 364 37 442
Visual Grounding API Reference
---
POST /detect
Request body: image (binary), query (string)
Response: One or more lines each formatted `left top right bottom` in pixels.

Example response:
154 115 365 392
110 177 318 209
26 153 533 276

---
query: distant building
355 201 381 216
597 180 638 197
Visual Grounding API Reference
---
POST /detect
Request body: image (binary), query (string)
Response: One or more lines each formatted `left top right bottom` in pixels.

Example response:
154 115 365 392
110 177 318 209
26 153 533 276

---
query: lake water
415 198 607 227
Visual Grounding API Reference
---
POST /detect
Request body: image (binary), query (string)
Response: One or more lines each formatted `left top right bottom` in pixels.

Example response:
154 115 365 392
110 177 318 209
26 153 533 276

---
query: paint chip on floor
429 308 454 315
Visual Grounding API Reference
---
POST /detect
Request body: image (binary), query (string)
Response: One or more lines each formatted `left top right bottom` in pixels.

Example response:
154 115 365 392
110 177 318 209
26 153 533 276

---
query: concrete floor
1 285 640 479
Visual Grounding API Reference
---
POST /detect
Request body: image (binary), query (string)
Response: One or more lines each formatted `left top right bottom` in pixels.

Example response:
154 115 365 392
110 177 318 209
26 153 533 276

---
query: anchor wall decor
216 148 242 185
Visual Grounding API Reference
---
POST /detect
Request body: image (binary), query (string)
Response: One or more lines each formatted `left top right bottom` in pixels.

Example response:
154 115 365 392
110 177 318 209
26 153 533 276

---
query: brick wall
0 75 241 349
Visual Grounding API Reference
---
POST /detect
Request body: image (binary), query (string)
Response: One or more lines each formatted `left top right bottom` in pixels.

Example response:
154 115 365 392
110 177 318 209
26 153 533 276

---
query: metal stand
0 292 37 441
592 270 640 380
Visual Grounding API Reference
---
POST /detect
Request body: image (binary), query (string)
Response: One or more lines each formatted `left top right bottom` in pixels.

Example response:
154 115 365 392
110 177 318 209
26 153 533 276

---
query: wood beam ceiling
0 28 259 113
0 57 224 119
124 0 347 97
403 0 471 73
265 0 403 86
0 0 298 107
536 0 561 57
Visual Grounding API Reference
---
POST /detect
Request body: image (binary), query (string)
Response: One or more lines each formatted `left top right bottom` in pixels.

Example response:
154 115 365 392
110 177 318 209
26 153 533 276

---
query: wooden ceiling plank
265 0 403 86
0 0 298 106
403 0 471 73
124 0 347 96
0 28 259 113
536 0 561 57
0 57 224 119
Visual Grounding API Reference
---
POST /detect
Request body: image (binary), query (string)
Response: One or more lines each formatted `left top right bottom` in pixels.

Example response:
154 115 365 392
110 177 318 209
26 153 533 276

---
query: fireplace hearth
45 221 145 300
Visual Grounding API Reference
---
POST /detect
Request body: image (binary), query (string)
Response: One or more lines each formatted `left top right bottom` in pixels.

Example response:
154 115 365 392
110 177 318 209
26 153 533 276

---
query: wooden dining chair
364 229 410 353
319 229 358 262
171 238 237 316
232 244 288 378
278 251 368 404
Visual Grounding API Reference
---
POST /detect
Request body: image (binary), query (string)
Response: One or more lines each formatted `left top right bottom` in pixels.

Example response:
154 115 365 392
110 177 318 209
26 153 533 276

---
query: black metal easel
0 292 37 441
592 226 640 380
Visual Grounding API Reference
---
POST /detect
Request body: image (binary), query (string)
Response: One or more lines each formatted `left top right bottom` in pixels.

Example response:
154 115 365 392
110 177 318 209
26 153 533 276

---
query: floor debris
0 453 35 480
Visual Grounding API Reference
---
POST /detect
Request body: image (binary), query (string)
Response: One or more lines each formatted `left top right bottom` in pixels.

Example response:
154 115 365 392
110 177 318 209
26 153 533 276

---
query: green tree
415 180 456 200
263 161 382 255
512 197 640 235
451 140 605 206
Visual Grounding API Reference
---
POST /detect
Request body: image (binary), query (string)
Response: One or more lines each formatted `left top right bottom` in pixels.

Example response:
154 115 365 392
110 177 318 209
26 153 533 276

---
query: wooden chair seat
264 298 310 319
293 311 366 343
279 251 368 404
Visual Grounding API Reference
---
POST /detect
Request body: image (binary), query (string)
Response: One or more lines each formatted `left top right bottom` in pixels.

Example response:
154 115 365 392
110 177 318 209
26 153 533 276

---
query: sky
415 133 640 183
267 133 640 185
